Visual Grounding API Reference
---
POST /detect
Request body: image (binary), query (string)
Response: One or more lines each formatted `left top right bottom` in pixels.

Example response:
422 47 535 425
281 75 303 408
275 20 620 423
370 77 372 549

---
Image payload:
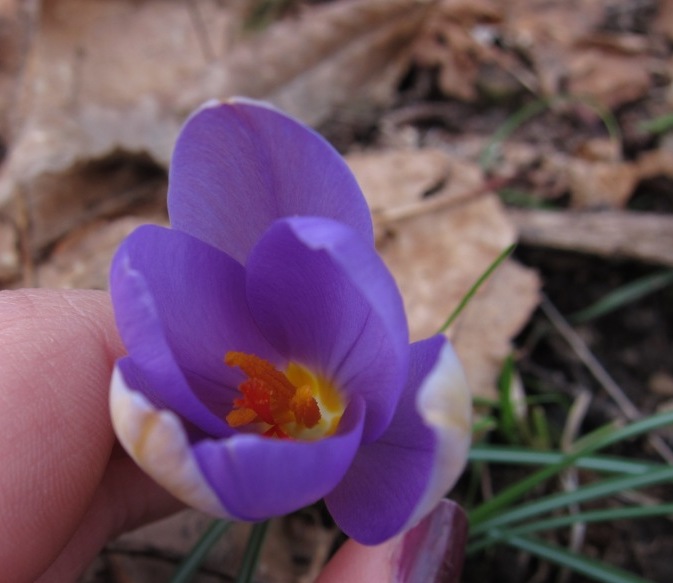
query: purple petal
111 225 281 419
192 396 366 521
324 336 471 545
168 99 374 263
111 249 225 437
245 217 409 442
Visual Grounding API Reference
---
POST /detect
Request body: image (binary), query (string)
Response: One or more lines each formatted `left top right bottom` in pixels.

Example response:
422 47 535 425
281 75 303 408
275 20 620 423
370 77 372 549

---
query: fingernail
394 500 469 583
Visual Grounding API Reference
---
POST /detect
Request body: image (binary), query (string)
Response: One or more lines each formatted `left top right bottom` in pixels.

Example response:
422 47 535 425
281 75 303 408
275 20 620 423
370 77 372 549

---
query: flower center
224 351 344 440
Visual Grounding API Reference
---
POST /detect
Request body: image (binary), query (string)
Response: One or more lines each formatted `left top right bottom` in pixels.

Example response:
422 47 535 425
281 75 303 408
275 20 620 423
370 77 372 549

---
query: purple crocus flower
109 99 471 545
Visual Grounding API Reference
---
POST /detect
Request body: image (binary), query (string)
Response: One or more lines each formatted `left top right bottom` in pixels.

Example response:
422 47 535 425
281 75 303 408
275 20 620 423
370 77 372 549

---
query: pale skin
0 289 398 583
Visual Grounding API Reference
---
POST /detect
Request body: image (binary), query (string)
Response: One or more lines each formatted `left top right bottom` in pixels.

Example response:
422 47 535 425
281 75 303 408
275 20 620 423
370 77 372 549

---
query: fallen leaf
655 0 673 43
0 0 428 261
567 158 639 209
503 0 603 96
347 149 540 399
412 0 504 101
637 147 673 181
0 219 19 281
0 0 39 143
35 214 166 290
567 50 651 110
453 260 540 404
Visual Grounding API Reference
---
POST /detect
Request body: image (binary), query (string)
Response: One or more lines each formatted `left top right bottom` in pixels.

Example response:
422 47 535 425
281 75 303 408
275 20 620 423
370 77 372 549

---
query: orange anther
237 378 275 425
226 407 257 427
225 351 323 439
225 352 295 399
290 385 321 428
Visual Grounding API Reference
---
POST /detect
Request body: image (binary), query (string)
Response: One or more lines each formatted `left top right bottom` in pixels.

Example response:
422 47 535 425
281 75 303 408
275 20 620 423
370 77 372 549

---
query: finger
317 500 468 583
37 456 183 583
0 289 123 581
317 537 398 583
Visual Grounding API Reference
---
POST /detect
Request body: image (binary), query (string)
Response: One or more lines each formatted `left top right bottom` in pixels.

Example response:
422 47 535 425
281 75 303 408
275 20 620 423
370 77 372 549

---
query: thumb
317 500 468 583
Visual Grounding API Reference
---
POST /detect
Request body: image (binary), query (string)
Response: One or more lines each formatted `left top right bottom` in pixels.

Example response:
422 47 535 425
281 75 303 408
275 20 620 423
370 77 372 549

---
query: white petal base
405 341 472 530
110 366 229 518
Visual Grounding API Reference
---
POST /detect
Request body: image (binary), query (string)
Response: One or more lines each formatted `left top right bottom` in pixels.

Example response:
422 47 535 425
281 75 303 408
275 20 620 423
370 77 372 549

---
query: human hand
0 289 466 583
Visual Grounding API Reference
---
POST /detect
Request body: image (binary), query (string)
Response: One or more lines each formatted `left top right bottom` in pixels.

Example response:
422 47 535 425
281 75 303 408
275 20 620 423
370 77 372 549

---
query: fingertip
317 537 397 583
318 500 468 583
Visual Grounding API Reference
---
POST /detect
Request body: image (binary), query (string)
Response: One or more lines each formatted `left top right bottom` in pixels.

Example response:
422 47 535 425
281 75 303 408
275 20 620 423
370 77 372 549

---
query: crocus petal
110 237 230 437
111 225 281 417
245 217 409 442
110 361 228 517
324 336 471 545
191 396 366 521
168 99 374 263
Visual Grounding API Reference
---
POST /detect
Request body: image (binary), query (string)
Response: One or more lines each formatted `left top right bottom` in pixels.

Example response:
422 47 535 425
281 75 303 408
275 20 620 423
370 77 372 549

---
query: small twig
372 175 511 229
558 390 592 583
509 209 673 267
480 462 494 505
561 391 593 452
617 489 663 508
541 296 673 464
186 1 217 62
14 186 34 287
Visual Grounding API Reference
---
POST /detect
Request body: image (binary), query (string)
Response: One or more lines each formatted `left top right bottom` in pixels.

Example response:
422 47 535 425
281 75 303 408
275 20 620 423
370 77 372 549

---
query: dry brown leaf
412 0 504 101
452 260 540 403
0 219 18 281
567 50 651 110
347 149 540 399
649 371 673 397
35 214 166 290
503 0 603 96
219 0 429 125
567 158 639 209
504 0 654 108
655 0 673 42
7 156 166 255
637 147 673 181
0 0 427 262
0 0 39 142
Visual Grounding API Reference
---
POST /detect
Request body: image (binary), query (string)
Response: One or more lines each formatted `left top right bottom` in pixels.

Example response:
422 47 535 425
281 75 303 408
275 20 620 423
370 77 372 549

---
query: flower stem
236 520 270 583
169 519 231 583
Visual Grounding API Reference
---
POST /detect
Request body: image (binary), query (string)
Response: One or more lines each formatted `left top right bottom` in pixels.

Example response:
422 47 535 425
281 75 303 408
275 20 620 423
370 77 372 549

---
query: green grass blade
169 520 232 583
471 466 673 536
497 354 520 442
638 113 673 134
469 409 673 527
498 187 555 208
480 101 549 171
480 95 620 172
502 503 673 538
572 408 673 451
570 270 673 323
468 424 615 527
236 521 270 583
468 445 659 475
437 244 516 334
503 535 653 583
472 416 499 433
468 504 673 554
